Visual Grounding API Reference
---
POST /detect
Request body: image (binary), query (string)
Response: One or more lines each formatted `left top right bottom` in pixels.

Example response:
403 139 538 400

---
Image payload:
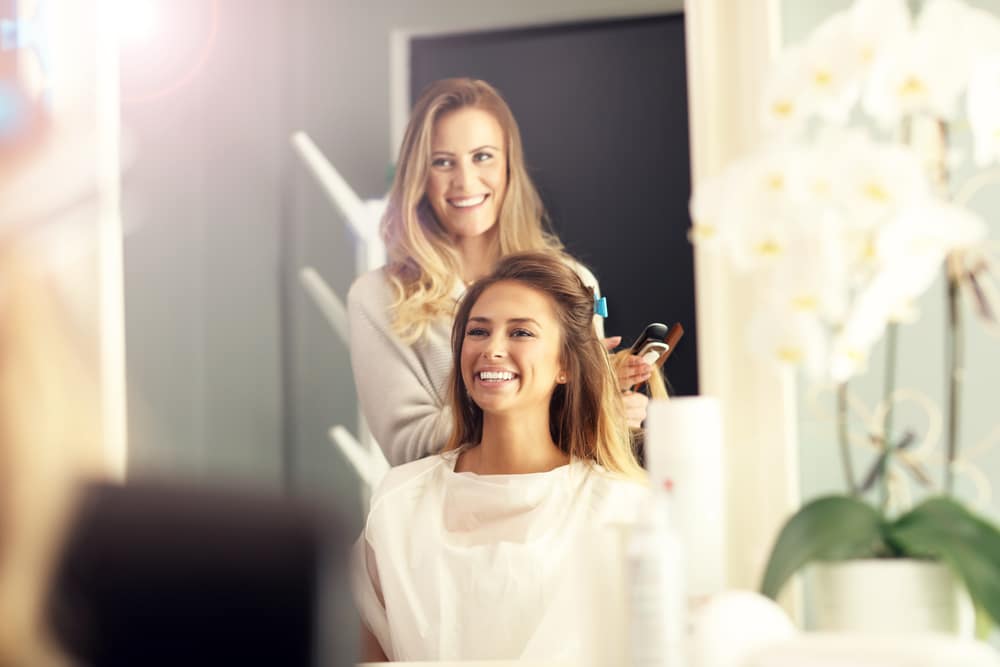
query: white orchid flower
829 271 902 383
716 146 814 271
917 0 1000 80
829 331 873 383
834 139 929 231
863 8 965 126
847 0 912 74
873 201 989 302
766 208 851 324
689 169 733 250
697 0 999 386
761 46 812 137
967 56 1000 167
747 303 829 379
832 200 989 380
798 11 864 124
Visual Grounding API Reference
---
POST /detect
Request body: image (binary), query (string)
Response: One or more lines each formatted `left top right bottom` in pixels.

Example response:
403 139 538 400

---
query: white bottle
626 480 687 667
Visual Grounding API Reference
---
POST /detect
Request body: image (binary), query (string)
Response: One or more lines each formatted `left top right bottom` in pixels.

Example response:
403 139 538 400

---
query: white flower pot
811 559 975 636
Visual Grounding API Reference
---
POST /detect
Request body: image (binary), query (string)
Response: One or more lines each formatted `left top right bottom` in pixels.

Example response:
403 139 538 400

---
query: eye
511 328 535 338
466 327 488 337
473 151 493 163
431 157 453 168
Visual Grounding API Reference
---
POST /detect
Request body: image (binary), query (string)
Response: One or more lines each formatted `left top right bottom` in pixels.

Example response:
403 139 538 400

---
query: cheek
425 174 444 200
460 346 477 381
492 166 508 195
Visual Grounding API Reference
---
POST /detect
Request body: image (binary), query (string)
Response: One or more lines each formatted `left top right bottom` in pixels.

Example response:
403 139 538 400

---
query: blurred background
5 0 999 633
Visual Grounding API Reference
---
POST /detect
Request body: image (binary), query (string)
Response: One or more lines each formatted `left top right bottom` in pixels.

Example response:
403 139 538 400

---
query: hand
622 390 649 430
604 335 654 390
616 354 653 392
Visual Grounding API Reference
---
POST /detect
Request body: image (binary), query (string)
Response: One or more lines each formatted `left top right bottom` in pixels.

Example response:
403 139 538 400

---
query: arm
347 274 453 466
361 623 389 663
351 532 393 662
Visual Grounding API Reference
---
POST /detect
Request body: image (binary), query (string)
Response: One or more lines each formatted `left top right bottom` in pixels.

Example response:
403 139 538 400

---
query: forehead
470 280 558 323
432 107 504 147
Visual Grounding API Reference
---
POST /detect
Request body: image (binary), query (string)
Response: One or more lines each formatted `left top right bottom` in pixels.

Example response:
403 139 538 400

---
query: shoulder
574 462 647 523
348 267 392 308
347 269 397 334
368 454 447 515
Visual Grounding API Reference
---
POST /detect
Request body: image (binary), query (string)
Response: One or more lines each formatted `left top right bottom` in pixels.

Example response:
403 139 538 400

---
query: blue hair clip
593 296 608 318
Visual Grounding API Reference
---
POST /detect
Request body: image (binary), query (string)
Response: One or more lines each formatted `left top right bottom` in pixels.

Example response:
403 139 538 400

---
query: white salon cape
352 449 646 663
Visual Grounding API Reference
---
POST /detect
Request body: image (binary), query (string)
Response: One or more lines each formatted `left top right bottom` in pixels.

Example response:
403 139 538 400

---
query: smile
477 370 517 382
449 194 488 208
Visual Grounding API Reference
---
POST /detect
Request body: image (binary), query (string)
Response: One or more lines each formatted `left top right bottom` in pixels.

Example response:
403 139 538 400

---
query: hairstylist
348 78 651 465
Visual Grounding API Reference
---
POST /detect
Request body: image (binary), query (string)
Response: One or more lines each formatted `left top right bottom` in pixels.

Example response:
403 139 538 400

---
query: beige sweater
347 264 602 466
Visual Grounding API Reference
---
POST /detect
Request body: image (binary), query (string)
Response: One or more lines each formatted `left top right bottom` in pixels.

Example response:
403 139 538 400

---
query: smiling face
425 106 508 241
460 280 567 417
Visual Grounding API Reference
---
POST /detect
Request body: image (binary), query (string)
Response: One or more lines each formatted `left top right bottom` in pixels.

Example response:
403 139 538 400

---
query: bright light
115 0 157 44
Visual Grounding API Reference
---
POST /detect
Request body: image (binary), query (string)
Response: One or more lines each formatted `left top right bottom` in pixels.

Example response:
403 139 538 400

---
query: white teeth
478 371 514 381
451 195 487 208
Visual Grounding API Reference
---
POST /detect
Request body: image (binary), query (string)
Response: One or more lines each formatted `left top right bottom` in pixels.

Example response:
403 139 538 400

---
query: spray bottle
626 475 686 666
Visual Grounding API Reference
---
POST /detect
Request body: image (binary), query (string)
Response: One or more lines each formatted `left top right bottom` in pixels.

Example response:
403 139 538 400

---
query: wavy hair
444 252 645 480
382 78 563 344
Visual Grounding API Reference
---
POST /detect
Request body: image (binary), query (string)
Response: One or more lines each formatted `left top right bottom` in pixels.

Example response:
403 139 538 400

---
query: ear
556 370 568 384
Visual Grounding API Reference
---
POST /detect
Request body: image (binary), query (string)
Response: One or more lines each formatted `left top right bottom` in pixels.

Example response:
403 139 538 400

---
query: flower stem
837 383 858 495
945 258 963 494
879 322 898 512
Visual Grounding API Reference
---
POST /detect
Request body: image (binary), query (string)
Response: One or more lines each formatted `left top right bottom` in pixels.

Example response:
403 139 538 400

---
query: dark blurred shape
46 480 356 667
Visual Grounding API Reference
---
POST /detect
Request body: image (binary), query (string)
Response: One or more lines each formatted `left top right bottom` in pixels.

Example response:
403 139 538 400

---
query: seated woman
353 251 648 663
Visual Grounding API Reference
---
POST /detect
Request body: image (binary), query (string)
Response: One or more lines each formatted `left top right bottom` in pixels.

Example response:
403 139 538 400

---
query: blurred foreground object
0 251 104 666
46 480 356 667
745 633 1000 667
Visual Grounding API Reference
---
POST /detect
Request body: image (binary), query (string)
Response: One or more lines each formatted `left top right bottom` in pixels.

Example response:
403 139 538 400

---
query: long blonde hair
444 252 645 480
383 78 563 344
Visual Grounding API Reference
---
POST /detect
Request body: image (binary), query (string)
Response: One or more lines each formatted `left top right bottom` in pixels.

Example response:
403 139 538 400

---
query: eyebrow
431 145 502 156
468 316 542 327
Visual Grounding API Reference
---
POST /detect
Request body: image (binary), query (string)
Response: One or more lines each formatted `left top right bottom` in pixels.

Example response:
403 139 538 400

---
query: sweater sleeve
347 273 453 466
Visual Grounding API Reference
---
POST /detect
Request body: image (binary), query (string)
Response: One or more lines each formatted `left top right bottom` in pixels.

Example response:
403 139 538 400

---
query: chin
446 216 498 240
471 397 515 415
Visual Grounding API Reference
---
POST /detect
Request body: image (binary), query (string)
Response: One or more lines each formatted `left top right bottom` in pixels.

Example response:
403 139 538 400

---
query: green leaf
975 604 992 641
760 495 885 600
886 496 1000 630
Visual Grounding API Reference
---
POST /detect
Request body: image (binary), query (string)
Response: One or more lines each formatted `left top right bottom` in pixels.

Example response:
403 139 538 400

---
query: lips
473 367 519 385
448 194 488 209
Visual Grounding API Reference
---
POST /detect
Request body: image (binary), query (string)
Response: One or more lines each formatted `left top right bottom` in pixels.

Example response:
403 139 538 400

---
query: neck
453 229 499 285
463 410 569 475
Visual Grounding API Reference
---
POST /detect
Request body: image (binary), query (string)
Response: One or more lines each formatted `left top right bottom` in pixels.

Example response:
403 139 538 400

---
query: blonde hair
444 252 645 480
0 250 101 666
382 78 564 344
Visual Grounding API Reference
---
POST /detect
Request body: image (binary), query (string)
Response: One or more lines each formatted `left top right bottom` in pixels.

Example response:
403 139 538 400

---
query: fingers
602 335 622 351
616 354 653 391
622 390 649 430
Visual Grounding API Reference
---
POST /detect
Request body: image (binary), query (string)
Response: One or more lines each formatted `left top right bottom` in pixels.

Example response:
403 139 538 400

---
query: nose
453 160 473 190
482 336 506 359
